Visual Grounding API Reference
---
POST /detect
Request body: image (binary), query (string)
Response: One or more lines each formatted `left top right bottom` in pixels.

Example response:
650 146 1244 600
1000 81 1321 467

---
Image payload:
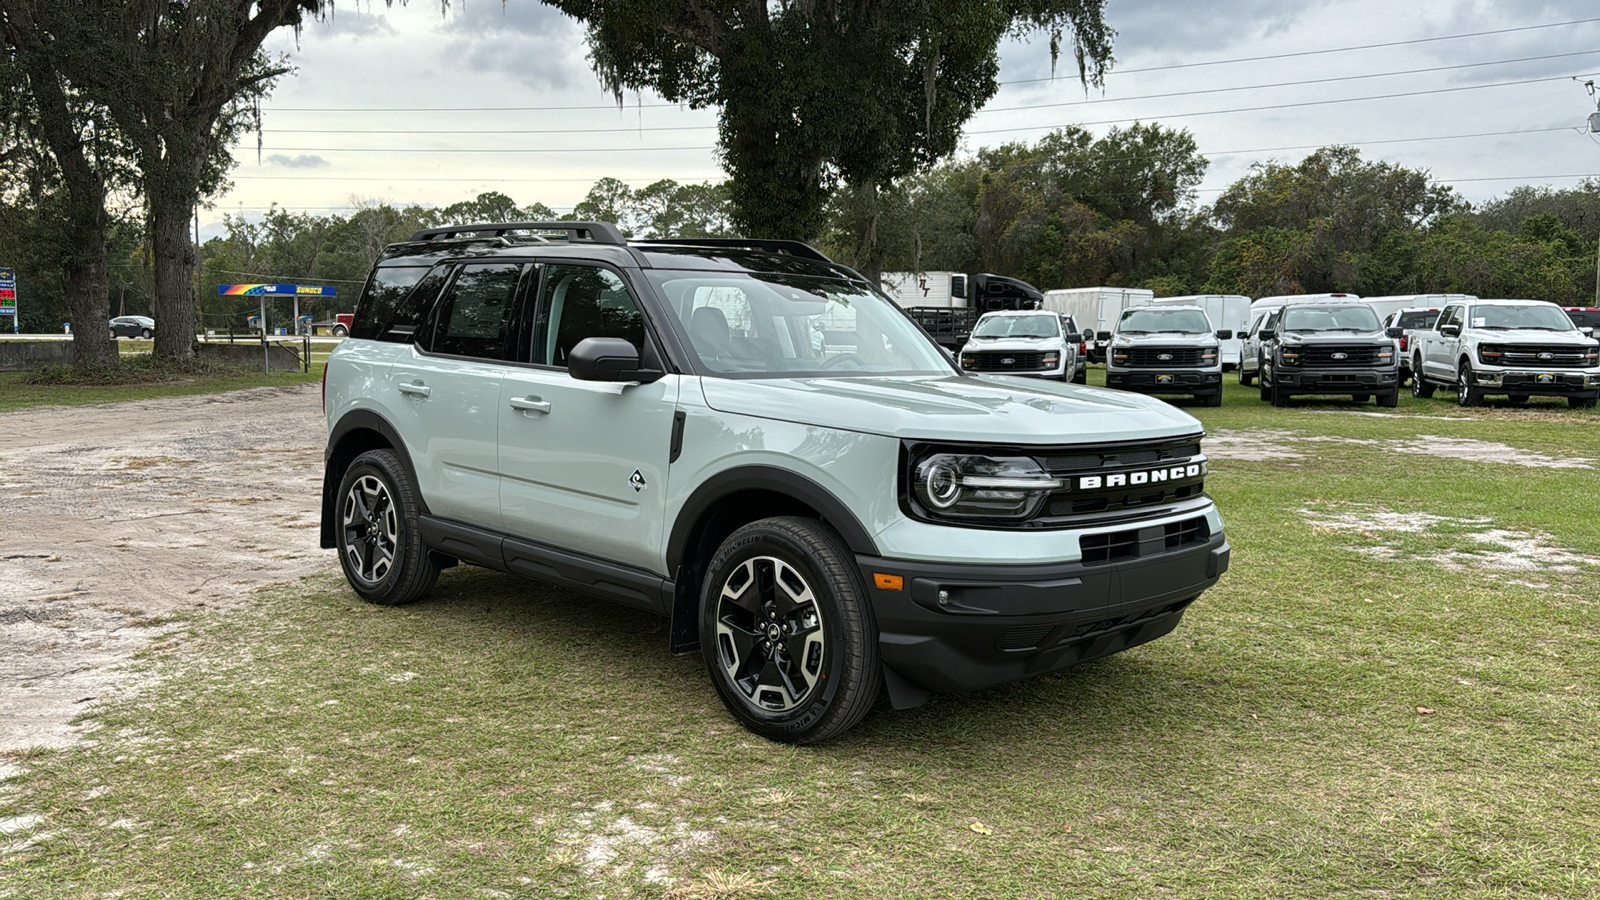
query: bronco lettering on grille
1078 463 1203 490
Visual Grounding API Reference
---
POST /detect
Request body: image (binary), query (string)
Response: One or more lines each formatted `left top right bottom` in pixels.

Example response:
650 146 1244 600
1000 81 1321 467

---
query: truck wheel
1270 382 1290 408
700 517 881 744
1239 366 1254 386
1202 390 1222 408
1259 378 1271 402
1072 369 1087 385
1570 396 1598 410
336 449 439 606
1457 361 1482 407
1412 374 1434 398
1377 390 1399 408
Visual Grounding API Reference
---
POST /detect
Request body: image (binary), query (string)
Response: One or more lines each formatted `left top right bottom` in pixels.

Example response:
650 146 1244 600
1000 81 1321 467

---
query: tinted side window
531 266 644 367
427 263 523 360
352 265 439 342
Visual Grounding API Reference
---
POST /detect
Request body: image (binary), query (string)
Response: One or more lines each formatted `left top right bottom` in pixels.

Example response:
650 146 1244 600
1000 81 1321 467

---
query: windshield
1396 310 1440 329
1118 308 1212 334
1281 306 1381 332
970 314 1060 340
647 270 954 377
1469 304 1576 331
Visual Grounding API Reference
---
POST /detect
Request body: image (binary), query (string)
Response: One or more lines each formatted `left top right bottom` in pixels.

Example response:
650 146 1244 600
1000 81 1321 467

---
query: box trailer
1040 287 1155 362
1152 294 1252 369
881 271 969 309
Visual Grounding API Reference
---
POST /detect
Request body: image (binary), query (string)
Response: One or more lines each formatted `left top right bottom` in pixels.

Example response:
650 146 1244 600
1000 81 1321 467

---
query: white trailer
1040 287 1154 361
880 271 970 309
1153 294 1251 369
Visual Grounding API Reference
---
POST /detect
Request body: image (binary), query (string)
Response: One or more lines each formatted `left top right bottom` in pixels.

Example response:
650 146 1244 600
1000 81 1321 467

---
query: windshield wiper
1119 329 1150 334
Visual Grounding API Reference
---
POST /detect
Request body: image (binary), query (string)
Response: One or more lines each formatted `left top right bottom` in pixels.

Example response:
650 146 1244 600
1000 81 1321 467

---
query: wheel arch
664 466 881 654
320 409 428 549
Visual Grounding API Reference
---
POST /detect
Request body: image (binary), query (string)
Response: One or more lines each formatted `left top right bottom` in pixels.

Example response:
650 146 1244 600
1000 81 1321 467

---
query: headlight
913 454 1063 519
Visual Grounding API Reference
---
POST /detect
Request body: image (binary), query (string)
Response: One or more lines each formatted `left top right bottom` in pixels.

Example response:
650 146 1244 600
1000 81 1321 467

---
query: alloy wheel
714 555 827 713
341 474 398 587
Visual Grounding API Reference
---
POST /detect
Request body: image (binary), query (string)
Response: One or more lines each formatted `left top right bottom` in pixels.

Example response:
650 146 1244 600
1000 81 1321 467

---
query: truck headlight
913 454 1063 519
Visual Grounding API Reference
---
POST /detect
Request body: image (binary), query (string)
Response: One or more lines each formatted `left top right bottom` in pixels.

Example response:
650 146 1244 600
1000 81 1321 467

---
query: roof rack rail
408 221 628 245
631 237 834 264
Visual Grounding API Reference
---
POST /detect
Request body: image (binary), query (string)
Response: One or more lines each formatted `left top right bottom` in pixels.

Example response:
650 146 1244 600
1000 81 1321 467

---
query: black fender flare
665 466 880 573
319 408 430 549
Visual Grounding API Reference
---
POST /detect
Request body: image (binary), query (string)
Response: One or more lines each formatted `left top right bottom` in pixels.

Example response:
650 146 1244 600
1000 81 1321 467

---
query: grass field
0 360 323 413
2 374 1597 898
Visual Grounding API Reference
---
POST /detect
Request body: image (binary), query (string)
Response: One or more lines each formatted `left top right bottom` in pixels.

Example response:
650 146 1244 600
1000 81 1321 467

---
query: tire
1457 361 1482 408
1270 382 1290 408
1377 390 1399 408
335 449 439 606
1072 369 1087 385
1259 378 1271 403
1202 390 1222 408
699 516 881 744
1571 396 1598 410
332 325 348 338
110 329 118 340
1239 365 1254 386
1412 360 1435 398
140 328 152 339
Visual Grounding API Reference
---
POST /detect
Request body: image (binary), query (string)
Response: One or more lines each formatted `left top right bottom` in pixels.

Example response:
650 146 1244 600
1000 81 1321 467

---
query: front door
498 263 680 575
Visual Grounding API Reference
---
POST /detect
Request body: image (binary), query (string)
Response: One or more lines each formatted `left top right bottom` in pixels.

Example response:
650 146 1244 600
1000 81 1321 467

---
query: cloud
265 154 332 169
296 5 399 40
436 2 596 93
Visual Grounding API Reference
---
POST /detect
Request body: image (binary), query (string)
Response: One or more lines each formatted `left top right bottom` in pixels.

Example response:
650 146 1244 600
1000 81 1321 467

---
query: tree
0 0 132 367
43 0 320 362
544 0 1112 243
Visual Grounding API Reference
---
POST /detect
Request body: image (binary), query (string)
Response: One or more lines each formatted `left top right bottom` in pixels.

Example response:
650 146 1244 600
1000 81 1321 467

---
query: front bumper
1105 369 1222 394
1275 367 1397 394
1471 368 1600 397
858 529 1229 695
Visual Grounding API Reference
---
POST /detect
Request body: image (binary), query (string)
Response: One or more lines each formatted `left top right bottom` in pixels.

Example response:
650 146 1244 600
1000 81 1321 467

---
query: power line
249 49 1600 135
978 50 1600 115
232 174 727 183
996 17 1600 85
255 16 1600 115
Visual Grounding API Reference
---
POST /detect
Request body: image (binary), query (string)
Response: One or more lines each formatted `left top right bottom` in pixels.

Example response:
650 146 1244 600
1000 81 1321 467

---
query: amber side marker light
873 573 904 591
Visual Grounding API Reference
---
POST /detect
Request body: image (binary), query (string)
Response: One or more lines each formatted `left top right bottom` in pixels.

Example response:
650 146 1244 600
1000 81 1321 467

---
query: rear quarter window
351 265 445 342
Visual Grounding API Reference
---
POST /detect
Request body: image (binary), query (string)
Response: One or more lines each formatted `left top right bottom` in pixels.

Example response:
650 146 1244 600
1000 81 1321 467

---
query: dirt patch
1209 429 1594 469
0 384 331 753
1299 502 1600 587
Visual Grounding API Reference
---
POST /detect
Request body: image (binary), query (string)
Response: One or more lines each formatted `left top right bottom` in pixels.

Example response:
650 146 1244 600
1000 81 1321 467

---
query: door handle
509 396 551 414
397 381 431 397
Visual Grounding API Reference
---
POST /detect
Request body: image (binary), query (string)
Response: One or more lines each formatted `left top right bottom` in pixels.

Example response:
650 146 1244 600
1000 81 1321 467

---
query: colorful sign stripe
217 283 338 296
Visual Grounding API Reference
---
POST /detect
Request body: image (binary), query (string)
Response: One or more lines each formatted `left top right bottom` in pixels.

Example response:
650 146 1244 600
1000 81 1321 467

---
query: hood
1278 330 1387 344
1113 332 1217 346
697 375 1201 444
960 335 1065 352
1466 327 1592 344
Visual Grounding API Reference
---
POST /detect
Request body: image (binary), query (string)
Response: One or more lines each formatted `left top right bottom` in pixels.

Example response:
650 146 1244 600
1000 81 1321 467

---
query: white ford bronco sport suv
1103 305 1230 407
1410 298 1600 408
321 222 1230 743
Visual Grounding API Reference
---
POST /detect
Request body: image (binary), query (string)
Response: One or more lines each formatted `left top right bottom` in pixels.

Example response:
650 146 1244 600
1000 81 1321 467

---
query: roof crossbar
408 221 627 245
630 237 834 263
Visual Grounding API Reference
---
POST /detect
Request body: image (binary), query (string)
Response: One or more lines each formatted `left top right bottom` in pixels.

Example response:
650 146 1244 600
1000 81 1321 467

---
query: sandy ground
0 384 331 752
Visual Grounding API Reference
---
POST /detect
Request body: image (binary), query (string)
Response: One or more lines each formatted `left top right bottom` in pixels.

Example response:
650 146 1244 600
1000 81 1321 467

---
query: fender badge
629 469 647 493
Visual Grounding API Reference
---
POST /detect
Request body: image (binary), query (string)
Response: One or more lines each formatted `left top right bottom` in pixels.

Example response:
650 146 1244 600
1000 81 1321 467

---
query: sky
218 0 1600 240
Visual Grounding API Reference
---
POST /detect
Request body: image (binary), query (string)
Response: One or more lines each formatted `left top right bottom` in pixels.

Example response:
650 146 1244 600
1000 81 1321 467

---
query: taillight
1399 335 1409 352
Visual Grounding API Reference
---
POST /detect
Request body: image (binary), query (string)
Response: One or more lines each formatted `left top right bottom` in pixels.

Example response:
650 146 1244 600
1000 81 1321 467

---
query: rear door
1423 304 1464 381
387 261 528 531
497 262 680 575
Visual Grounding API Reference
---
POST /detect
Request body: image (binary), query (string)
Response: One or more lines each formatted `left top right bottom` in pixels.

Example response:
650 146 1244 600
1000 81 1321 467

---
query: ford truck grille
963 351 1048 372
1479 344 1592 368
1299 345 1382 366
1124 347 1204 367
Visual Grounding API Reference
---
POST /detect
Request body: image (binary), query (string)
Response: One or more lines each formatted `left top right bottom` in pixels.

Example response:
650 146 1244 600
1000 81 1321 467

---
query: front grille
1080 517 1209 566
1298 345 1382 366
963 351 1048 372
1165 517 1209 550
1480 344 1592 368
1081 530 1139 564
1124 347 1205 367
996 624 1056 651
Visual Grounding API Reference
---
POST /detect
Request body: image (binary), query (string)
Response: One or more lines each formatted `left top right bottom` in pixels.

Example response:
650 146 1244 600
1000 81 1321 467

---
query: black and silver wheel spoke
715 555 827 712
342 475 398 587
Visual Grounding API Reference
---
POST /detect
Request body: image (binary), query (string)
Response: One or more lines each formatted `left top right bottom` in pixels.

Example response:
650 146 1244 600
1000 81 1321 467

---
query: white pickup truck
1411 298 1600 408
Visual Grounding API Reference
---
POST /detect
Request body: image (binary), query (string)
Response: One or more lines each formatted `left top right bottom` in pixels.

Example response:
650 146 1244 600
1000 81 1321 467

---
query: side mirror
1259 329 1276 341
1440 324 1461 337
1215 330 1233 340
1095 330 1113 341
1384 326 1404 339
568 337 661 383
1582 326 1595 337
1081 329 1095 343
